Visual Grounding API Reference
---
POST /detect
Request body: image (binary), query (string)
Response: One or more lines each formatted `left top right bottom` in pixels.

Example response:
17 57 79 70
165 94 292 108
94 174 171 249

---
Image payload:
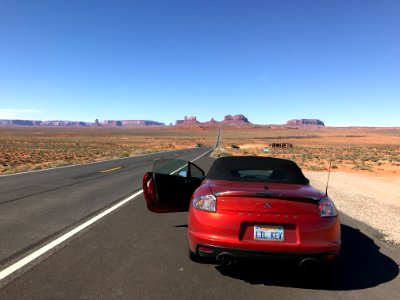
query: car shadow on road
215 224 399 290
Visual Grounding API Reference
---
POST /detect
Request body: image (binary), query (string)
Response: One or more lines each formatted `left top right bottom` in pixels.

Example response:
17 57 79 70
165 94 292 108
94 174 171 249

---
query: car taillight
318 197 338 217
143 172 156 203
192 194 216 212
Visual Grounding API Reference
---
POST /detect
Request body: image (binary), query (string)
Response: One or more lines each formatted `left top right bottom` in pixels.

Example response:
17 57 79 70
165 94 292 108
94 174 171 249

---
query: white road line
170 148 214 175
0 190 143 281
192 147 214 161
0 148 213 282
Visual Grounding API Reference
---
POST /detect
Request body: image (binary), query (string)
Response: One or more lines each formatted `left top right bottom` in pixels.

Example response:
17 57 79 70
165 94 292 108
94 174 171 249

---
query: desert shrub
3 168 15 174
50 160 70 168
307 165 326 171
119 152 130 158
352 163 373 171
211 148 233 158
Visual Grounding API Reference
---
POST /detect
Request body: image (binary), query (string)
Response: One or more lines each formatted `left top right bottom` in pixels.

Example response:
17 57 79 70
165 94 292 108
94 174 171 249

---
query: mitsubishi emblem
264 201 272 209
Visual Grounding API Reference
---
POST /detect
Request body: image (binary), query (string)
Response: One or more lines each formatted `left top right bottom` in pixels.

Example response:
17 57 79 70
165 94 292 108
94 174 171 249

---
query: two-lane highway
0 147 212 285
0 147 399 299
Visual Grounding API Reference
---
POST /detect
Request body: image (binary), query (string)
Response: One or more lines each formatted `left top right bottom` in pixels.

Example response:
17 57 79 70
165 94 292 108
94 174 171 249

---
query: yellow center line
100 167 122 173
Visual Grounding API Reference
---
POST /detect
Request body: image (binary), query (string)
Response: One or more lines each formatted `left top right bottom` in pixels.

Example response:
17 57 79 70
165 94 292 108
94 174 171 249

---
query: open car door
143 159 205 213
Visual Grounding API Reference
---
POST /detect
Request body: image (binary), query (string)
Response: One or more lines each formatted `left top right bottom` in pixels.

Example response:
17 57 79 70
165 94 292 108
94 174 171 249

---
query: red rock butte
176 115 251 126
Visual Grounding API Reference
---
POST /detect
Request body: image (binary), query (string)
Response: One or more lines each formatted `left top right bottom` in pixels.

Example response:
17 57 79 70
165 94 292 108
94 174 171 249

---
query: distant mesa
0 119 88 126
286 119 325 126
43 121 88 126
0 120 40 126
0 119 165 127
101 120 165 127
175 116 199 125
176 115 251 126
221 114 250 125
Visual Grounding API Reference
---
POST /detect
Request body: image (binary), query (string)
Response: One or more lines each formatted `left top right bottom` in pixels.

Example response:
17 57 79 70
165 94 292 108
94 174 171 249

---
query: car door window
152 159 204 179
152 159 189 176
190 162 205 179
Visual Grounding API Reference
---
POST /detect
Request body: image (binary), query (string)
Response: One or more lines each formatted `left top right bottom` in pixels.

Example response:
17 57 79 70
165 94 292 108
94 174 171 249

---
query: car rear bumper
194 243 339 263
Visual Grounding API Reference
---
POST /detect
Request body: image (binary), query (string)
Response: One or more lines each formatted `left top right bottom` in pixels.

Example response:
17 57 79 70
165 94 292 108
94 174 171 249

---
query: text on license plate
254 225 284 241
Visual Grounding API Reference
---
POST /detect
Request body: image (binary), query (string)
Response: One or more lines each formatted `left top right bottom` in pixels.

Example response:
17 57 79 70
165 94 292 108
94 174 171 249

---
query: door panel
143 172 203 213
154 173 202 207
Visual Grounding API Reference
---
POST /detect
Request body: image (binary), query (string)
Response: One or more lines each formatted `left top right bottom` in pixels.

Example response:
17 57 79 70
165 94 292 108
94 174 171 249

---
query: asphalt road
0 148 399 299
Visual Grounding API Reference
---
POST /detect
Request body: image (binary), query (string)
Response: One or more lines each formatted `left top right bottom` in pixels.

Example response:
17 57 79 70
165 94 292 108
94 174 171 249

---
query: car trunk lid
208 180 322 214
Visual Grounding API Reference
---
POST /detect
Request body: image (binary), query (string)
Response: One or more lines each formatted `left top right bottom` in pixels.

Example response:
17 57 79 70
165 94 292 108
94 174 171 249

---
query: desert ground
0 126 217 175
1 125 399 244
1 125 399 176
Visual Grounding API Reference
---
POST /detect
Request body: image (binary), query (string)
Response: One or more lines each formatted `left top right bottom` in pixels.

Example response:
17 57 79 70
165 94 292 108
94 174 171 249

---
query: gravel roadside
305 171 400 245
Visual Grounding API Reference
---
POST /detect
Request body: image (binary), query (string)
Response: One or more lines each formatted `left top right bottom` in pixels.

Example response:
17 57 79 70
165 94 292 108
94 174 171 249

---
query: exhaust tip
299 258 320 273
216 253 236 266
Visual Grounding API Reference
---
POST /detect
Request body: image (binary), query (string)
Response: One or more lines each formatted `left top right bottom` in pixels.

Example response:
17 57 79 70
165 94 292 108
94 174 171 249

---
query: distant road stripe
100 167 122 173
0 147 213 282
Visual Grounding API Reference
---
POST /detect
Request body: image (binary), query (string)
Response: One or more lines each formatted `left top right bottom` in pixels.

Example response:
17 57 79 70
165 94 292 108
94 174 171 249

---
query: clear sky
0 0 399 126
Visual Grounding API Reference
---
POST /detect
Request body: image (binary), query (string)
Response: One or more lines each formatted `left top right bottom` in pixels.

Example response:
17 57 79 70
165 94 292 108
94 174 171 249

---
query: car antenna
325 161 332 197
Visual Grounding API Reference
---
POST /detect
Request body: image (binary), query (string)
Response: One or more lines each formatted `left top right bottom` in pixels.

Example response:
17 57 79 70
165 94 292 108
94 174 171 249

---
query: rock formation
175 116 200 125
177 115 251 126
101 120 165 127
286 119 325 126
221 114 250 125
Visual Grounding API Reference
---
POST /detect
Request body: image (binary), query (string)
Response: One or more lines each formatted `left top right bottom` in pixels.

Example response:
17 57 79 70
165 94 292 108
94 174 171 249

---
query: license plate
254 225 284 241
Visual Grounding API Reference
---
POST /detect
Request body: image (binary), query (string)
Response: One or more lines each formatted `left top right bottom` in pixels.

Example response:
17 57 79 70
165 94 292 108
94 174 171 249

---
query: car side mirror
178 170 188 177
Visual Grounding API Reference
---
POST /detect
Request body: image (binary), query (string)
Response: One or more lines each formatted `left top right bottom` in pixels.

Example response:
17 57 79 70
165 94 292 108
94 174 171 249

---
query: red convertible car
143 156 340 269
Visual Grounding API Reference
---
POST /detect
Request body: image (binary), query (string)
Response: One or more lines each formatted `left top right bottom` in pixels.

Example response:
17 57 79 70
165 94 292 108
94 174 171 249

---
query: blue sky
0 0 399 126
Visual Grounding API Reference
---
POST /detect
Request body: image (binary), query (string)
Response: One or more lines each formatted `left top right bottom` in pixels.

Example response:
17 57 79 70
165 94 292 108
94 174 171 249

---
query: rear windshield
206 156 309 184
